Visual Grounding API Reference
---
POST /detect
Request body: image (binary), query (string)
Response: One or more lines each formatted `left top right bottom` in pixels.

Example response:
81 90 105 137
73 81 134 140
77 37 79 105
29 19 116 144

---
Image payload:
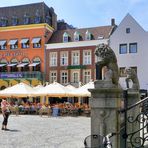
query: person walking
1 98 11 130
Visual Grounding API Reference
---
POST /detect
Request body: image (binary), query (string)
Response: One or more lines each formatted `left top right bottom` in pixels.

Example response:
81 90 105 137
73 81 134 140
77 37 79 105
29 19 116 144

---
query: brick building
0 2 57 89
46 21 116 87
0 2 116 90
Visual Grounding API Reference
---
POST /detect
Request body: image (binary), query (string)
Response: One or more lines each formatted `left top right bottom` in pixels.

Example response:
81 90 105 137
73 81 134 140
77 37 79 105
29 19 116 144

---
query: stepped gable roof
48 25 114 43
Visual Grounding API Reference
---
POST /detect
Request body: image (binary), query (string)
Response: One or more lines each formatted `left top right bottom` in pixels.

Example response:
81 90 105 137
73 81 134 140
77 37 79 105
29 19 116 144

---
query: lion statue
95 43 119 85
125 67 140 90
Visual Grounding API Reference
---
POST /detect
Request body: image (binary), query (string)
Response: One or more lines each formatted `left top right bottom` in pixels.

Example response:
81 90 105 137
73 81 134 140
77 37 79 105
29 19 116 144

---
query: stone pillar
89 80 122 148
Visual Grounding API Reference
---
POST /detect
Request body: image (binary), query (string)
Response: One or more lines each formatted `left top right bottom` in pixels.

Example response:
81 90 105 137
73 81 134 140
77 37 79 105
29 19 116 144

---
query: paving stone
0 115 90 148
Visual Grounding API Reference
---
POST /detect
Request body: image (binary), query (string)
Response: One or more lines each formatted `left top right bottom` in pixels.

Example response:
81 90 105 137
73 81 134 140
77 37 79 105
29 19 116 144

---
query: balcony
0 71 44 81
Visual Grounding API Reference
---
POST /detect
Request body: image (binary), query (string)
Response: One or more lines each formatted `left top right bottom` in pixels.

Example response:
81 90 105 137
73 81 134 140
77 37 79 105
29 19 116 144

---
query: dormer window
12 16 18 26
85 30 92 40
74 31 80 41
23 13 30 24
34 9 41 24
45 14 51 25
0 17 8 27
63 32 69 43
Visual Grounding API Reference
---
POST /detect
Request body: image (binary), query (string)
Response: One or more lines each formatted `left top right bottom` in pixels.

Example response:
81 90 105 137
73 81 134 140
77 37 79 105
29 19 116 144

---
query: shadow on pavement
4 129 20 132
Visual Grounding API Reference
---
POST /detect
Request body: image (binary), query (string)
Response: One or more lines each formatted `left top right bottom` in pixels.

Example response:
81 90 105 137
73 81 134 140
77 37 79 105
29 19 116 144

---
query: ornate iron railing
120 91 148 148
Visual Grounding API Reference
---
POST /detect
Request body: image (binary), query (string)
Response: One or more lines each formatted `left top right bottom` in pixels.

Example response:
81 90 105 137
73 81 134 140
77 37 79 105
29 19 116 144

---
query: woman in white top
1 99 10 130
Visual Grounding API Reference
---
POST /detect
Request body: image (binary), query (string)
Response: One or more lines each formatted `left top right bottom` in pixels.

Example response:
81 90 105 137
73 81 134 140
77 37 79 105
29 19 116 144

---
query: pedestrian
1 98 11 130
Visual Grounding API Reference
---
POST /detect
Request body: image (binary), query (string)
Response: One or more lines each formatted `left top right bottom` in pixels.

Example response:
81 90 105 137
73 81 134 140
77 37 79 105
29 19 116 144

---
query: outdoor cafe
0 81 93 117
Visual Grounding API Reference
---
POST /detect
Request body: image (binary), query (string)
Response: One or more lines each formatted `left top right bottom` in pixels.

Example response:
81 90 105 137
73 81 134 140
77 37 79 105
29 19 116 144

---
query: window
0 40 7 50
45 15 51 25
83 50 91 65
71 71 79 83
61 71 68 84
83 70 91 84
60 52 68 66
74 31 80 41
85 30 92 40
119 44 127 54
34 9 41 23
0 17 7 27
72 51 79 65
126 28 130 33
20 38 29 49
31 38 41 48
9 39 18 50
63 32 69 43
50 52 57 67
23 13 30 24
12 17 18 26
129 43 137 53
50 71 57 83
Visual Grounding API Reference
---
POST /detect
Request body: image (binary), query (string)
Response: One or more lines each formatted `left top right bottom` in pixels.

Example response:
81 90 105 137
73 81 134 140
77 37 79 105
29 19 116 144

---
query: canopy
8 40 17 45
28 62 40 67
17 63 28 67
20 39 29 44
0 40 6 46
7 63 17 67
71 81 94 97
31 38 41 43
0 63 6 67
0 82 35 97
33 82 72 97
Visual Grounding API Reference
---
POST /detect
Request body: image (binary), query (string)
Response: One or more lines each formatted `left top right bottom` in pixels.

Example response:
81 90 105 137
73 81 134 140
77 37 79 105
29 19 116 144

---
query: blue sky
1 0 148 30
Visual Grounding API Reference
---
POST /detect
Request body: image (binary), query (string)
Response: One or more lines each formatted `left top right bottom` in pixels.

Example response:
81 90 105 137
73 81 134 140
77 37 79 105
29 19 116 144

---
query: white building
110 14 148 90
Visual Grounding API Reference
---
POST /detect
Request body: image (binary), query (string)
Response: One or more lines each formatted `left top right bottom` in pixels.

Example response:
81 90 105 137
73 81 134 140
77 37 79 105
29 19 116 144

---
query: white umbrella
71 81 94 97
33 84 44 91
0 82 35 97
65 84 76 91
34 82 72 97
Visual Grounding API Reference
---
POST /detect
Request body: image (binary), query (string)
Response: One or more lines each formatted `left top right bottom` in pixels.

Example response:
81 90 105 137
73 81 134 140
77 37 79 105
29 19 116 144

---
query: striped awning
20 39 29 44
0 63 6 67
8 40 18 45
17 63 28 67
31 38 41 43
29 62 40 67
0 40 6 46
7 63 17 67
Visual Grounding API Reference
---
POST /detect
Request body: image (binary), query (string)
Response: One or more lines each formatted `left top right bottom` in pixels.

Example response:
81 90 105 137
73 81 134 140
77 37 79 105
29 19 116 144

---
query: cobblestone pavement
0 115 90 148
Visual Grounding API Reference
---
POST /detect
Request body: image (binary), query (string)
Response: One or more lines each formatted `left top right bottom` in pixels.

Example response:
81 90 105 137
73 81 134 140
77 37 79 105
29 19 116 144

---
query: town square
0 0 148 148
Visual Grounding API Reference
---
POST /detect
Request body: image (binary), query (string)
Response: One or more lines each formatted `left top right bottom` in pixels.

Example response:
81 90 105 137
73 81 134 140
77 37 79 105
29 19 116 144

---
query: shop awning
8 40 18 45
17 63 28 67
31 38 41 44
7 63 17 67
20 39 29 44
0 63 6 67
29 62 40 67
0 40 6 46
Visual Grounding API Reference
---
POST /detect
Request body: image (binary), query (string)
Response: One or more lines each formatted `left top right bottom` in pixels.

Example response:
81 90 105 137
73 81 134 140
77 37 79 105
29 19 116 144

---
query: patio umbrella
0 82 35 98
71 81 94 97
33 81 72 97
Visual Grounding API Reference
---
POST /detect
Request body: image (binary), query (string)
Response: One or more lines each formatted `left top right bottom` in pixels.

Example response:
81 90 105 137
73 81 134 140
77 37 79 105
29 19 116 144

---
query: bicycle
84 133 116 148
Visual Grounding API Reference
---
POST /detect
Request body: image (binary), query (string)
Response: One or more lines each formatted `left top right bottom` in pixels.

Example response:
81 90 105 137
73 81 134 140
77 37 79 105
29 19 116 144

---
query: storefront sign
0 51 27 58
0 73 23 78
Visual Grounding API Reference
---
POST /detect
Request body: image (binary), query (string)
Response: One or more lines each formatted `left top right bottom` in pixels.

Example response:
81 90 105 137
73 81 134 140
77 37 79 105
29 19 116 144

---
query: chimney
111 18 115 26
